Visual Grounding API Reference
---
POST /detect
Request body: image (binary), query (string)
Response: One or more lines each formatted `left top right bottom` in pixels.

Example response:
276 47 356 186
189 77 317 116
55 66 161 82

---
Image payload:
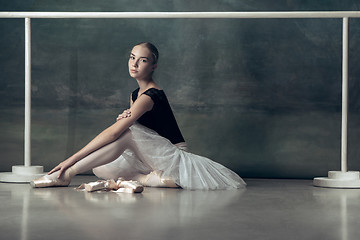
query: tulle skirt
94 123 246 190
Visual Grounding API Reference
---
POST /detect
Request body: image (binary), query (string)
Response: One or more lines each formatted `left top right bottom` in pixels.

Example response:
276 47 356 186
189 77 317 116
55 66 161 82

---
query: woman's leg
31 129 135 187
70 129 133 176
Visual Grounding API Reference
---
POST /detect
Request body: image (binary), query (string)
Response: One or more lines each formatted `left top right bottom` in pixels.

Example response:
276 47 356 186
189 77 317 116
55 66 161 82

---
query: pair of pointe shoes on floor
30 170 179 190
77 178 144 193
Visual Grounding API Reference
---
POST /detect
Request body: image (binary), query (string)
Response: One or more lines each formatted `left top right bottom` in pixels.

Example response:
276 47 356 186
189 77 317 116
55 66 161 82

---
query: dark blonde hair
135 42 159 64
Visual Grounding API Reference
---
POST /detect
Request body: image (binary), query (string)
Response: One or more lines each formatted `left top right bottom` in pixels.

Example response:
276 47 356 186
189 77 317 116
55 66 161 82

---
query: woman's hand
48 158 75 179
116 109 131 121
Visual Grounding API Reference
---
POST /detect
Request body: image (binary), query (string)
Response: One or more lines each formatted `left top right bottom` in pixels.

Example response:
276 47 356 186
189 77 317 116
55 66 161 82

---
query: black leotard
132 88 185 144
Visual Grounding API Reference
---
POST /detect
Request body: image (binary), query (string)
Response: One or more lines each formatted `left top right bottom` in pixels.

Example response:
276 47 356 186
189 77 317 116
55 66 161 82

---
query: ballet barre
0 11 359 187
0 11 360 18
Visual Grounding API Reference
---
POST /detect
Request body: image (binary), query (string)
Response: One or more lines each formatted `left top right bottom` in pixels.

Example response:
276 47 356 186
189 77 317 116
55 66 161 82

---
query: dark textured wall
1 1 360 178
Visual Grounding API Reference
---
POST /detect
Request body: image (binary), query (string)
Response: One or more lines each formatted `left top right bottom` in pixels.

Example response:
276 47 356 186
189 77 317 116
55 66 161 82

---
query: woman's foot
161 178 179 188
135 171 179 188
30 171 72 188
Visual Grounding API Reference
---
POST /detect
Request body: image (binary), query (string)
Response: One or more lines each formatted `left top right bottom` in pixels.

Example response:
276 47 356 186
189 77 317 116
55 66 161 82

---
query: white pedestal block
313 171 360 188
0 165 45 183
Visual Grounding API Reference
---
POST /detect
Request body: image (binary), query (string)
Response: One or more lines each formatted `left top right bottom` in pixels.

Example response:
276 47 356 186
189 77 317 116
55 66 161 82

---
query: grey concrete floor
1 176 360 240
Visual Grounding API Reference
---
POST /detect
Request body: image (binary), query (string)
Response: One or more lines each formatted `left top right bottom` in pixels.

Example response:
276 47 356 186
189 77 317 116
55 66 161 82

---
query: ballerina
31 42 246 190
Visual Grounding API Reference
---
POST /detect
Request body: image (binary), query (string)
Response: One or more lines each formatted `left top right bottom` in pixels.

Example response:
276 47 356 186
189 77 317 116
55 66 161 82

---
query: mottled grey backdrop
1 0 360 178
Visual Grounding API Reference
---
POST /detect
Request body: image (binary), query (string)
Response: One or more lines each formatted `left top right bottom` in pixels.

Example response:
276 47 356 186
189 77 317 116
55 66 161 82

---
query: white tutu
95 123 246 190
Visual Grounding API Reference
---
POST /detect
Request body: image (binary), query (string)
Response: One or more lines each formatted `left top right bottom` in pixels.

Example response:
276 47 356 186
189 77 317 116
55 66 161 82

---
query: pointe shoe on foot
161 178 180 188
138 171 179 188
30 175 70 188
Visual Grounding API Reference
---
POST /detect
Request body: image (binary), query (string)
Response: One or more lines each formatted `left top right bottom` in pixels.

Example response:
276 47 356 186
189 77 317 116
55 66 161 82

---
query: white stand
313 18 360 188
0 18 44 183
0 166 44 183
314 171 360 188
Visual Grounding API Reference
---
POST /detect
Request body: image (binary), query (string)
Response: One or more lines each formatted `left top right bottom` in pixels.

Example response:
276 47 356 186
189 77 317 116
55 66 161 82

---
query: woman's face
128 45 157 80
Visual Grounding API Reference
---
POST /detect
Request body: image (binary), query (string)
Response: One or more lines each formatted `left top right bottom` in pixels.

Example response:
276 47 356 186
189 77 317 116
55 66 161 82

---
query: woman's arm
49 94 154 178
116 109 131 121
116 94 133 121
